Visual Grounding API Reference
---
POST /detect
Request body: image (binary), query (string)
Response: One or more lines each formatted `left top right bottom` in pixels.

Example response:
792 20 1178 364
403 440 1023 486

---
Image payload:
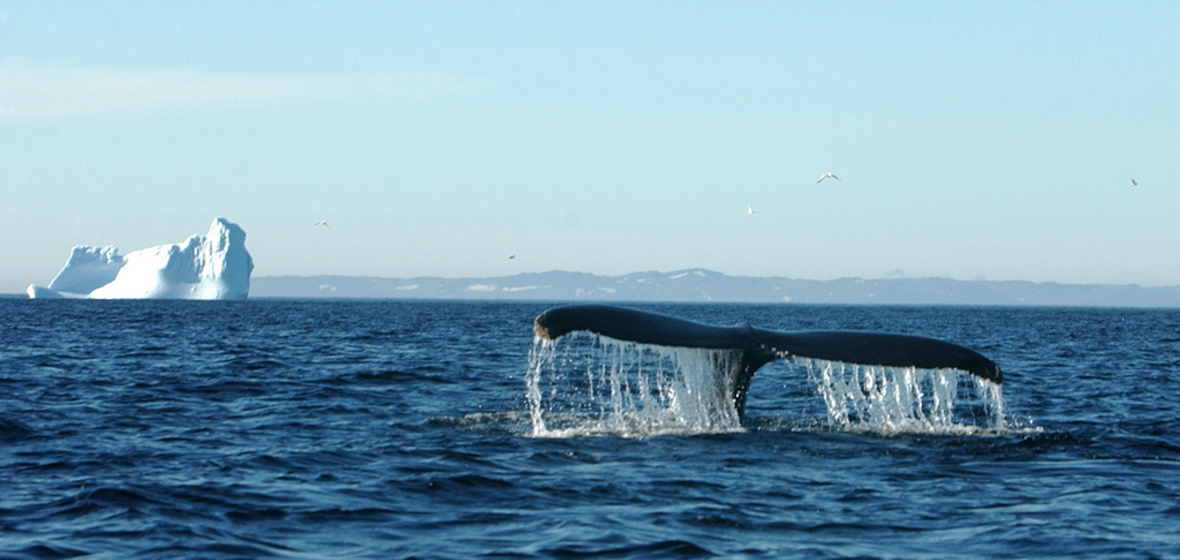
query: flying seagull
817 173 840 183
1130 178 1138 187
747 206 755 215
314 220 330 228
508 254 516 260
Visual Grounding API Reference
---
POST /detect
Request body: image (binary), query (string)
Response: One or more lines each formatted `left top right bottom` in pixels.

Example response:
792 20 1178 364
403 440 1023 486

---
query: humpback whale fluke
533 305 1002 414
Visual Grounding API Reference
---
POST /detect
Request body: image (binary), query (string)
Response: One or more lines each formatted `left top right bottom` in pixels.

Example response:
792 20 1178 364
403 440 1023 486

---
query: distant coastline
247 269 1180 308
10 269 1178 307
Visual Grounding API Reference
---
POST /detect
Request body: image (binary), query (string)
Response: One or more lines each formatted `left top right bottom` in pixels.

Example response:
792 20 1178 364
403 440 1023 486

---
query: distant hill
251 269 1180 307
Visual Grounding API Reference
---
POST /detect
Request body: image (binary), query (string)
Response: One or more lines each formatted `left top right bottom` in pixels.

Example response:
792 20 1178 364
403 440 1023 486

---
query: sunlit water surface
2 299 1178 558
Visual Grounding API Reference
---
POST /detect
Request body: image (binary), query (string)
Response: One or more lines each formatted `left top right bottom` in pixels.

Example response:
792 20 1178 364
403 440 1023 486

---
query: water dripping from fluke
798 358 1008 436
526 334 746 438
525 334 1014 438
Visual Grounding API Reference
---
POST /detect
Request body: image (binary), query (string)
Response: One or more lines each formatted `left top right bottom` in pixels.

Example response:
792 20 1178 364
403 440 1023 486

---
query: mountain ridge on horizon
251 268 1180 308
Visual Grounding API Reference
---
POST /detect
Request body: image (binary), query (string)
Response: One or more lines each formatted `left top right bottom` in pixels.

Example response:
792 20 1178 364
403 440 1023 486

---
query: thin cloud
0 63 471 120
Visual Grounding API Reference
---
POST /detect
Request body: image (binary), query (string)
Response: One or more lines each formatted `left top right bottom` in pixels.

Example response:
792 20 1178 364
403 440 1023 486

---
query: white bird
1130 178 1138 187
747 206 756 215
817 173 840 183
315 220 330 228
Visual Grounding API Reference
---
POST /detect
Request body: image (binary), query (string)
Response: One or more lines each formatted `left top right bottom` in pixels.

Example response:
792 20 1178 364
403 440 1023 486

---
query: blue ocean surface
2 299 1178 559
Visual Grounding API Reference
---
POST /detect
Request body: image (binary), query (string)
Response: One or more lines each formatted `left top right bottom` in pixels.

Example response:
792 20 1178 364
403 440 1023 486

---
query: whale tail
533 305 1002 415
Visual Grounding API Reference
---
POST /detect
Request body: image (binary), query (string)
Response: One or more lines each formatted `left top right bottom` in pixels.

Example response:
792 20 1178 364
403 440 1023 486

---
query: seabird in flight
817 173 840 183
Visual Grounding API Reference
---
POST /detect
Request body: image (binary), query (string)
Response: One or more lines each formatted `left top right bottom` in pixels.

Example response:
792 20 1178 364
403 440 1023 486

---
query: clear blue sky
3 1 1178 294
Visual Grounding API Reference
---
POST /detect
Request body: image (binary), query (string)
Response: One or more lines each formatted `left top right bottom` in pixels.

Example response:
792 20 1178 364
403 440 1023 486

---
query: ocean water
2 299 1178 559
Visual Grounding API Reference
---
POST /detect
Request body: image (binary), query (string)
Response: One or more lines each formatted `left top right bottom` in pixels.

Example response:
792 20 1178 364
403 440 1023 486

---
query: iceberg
27 217 254 300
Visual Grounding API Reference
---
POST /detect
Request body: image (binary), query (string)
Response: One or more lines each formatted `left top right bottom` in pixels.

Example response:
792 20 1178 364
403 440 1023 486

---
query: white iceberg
27 217 254 300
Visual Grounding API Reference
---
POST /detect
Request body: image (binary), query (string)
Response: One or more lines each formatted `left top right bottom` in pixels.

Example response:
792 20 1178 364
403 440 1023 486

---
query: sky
3 1 1179 294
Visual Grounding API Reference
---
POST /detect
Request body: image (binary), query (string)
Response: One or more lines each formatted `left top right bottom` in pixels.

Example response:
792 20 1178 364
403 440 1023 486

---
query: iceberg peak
27 217 254 300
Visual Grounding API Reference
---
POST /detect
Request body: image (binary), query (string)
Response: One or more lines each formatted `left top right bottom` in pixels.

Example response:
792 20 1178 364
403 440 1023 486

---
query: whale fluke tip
533 313 560 340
